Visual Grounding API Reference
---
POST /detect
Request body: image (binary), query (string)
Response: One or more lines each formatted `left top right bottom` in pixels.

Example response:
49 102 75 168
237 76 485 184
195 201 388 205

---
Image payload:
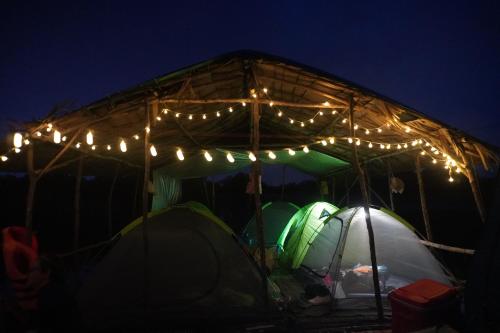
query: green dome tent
77 202 267 330
298 206 453 304
243 201 300 247
277 201 339 269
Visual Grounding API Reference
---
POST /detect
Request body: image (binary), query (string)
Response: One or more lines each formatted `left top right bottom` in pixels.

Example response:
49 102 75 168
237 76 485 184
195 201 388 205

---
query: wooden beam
73 156 84 251
160 98 343 109
348 95 384 320
416 155 433 240
38 128 84 177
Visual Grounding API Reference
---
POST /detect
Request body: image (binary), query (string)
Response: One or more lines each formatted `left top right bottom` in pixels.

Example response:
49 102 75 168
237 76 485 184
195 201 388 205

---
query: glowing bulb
86 131 93 145
91 145 96 151
425 142 430 147
162 108 169 114
420 151 426 155
342 118 347 124
331 110 337 115
448 176 454 182
404 143 408 148
321 140 327 146
290 119 294 124
354 124 359 130
431 147 436 152
365 129 370 135
455 167 461 173
319 111 324 116
386 144 391 149
204 151 212 162
348 137 353 144
46 123 53 132
14 148 21 153
397 144 402 149
62 136 67 142
418 139 423 145
268 151 276 160
23 139 30 145
53 130 61 144
309 119 314 123
0 156 7 162
229 107 233 113
368 142 373 148
216 111 221 117
252 93 257 98
145 126 150 133
269 102 274 107
156 116 162 121
380 144 385 149
133 134 140 140
432 159 437 164
203 114 207 119
248 152 256 162
329 137 335 144
301 122 305 127
242 102 246 107
377 128 382 133
322 101 330 106
176 148 184 161
412 140 418 146
106 145 111 151
226 152 235 163
263 88 268 93
356 139 361 146
120 140 127 152
35 131 42 137
188 114 193 120
13 133 23 148
288 148 295 156
277 111 282 117
405 127 411 133
303 146 310 153
76 142 81 149
176 113 180 118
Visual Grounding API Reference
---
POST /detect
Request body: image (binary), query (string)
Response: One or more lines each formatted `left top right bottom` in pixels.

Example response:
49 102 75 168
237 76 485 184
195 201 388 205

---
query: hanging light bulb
309 119 314 123
412 140 418 146
188 114 193 120
329 137 335 144
53 130 61 144
303 146 310 153
263 88 268 93
347 137 353 144
386 144 391 149
405 127 411 133
288 148 295 156
156 116 162 121
149 145 157 157
75 142 81 149
202 114 207 120
204 150 212 162
354 124 359 130
342 118 347 124
14 148 21 153
425 142 430 147
380 144 385 149
176 148 184 161
23 139 30 145
331 110 337 115
448 176 454 182
431 147 436 152
269 102 274 107
277 111 283 117
62 136 67 142
46 123 53 132
420 151 426 155
176 113 180 118
248 152 256 162
432 159 437 164
216 111 221 117
35 131 42 137
1 155 7 162
120 139 127 152
356 139 361 146
365 129 370 135
242 102 246 107
106 145 111 151
404 143 408 149
377 128 382 133
252 93 257 98
162 108 169 114
13 133 23 148
133 134 140 140
323 101 330 106
321 140 327 146
368 142 373 148
455 167 461 173
301 122 305 127
290 119 294 124
91 145 96 151
397 144 402 149
319 111 324 116
229 107 233 113
226 152 235 163
86 130 93 145
418 139 423 145
268 151 277 160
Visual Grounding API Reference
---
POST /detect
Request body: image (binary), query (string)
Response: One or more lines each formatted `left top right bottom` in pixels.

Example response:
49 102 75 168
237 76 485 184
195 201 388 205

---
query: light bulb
13 133 23 148
380 144 385 149
75 142 81 149
133 134 140 140
62 136 67 142
321 140 327 146
204 151 212 162
288 148 295 156
150 145 157 156
448 176 454 182
203 114 207 119
46 123 53 132
432 159 437 164
242 102 246 107
329 137 335 144
263 88 268 93
91 145 96 151
386 144 391 149
412 140 418 146
35 131 42 137
303 146 310 153
145 126 150 133
248 152 256 162
354 124 359 130
356 139 361 146
277 111 282 117
377 128 382 133
301 122 305 127
368 142 373 148
309 119 314 123
156 116 162 121
226 152 235 163
418 139 423 144
405 127 411 133
188 115 193 120
0 156 7 162
176 148 184 161
404 143 408 148
252 93 257 98
268 151 276 160
397 144 402 149
229 107 233 113
86 131 93 145
176 113 180 118
53 130 61 144
319 111 324 116
331 110 337 115
323 101 330 106
365 129 370 135
269 102 274 107
290 119 294 124
216 111 221 117
348 137 353 144
106 145 111 151
162 108 169 114
342 118 347 124
120 140 127 152
14 148 21 153
23 139 30 145
455 167 461 173
420 151 426 155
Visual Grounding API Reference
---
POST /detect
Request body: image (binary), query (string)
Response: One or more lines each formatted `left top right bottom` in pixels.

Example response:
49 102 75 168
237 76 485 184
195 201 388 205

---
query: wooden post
74 156 84 251
251 100 268 301
348 96 384 320
107 162 121 238
142 101 151 319
466 158 487 224
416 155 433 240
25 143 38 232
387 161 395 211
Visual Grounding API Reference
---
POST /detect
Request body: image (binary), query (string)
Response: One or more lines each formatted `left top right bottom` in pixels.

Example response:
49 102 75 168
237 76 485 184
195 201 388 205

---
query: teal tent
243 201 300 247
277 201 339 269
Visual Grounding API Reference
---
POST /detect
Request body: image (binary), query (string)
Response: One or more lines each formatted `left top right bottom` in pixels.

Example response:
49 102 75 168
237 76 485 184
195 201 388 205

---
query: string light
203 114 207 120
133 134 140 140
1 156 7 162
411 140 418 146
356 139 361 146
269 102 274 107
242 102 246 107
229 107 233 113
76 142 81 149
342 118 347 124
53 130 61 144
288 148 296 156
365 129 370 135
432 159 437 164
448 176 454 182
252 93 257 98
13 133 23 148
368 142 373 148
380 144 385 149
145 127 150 133
301 122 305 127
309 119 314 124
204 150 212 162
405 127 411 133
347 138 353 144
176 113 180 118
329 137 335 144
377 128 382 133
323 101 330 106
86 131 93 145
14 148 21 153
248 152 256 162
268 151 277 160
120 139 127 152
331 110 337 115
106 145 111 151
263 88 268 94
62 136 67 142
303 146 310 153
23 139 30 145
188 115 193 120
354 124 359 130
46 124 53 132
420 151 426 155
397 144 402 149
162 108 169 114
277 111 283 117
386 144 391 149
176 148 184 161
35 131 42 137
91 145 96 151
216 112 221 117
226 152 235 163
455 167 461 173
290 119 294 124
156 116 162 121
319 111 324 116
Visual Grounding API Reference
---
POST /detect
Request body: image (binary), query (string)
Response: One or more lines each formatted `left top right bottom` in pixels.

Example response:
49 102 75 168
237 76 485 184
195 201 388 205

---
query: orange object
389 279 458 333
2 227 48 310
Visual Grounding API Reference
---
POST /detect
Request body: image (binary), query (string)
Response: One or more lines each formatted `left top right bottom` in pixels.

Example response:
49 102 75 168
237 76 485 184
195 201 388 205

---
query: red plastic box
389 279 458 333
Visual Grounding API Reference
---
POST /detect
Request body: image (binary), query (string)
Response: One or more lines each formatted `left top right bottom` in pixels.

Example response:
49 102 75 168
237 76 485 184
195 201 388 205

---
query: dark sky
1 0 499 146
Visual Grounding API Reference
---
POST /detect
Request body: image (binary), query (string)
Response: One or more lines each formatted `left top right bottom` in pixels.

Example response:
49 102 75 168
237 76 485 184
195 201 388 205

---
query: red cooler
389 279 458 333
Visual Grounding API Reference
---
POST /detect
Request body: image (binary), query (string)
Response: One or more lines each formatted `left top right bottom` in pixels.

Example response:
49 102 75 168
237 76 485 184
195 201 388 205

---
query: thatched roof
2 50 498 179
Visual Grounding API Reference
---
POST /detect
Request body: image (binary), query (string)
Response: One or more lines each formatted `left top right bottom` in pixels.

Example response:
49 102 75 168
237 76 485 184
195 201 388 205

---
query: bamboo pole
415 155 433 240
141 101 151 320
348 96 384 320
107 162 121 239
25 143 38 231
387 161 395 211
73 156 84 251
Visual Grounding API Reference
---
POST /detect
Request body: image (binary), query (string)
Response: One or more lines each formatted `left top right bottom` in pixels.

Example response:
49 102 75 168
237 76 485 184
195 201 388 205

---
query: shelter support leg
25 143 38 232
348 96 384 320
416 155 433 240
467 166 487 224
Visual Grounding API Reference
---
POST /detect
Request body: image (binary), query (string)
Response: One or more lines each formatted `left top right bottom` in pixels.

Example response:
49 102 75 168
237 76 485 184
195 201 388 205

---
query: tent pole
141 100 151 322
73 156 84 252
107 162 120 239
416 155 433 240
252 99 268 303
25 142 38 233
387 161 395 211
348 95 384 320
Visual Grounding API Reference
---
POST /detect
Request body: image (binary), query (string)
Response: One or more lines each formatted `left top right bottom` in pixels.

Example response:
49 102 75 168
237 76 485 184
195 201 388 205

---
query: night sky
1 1 499 146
